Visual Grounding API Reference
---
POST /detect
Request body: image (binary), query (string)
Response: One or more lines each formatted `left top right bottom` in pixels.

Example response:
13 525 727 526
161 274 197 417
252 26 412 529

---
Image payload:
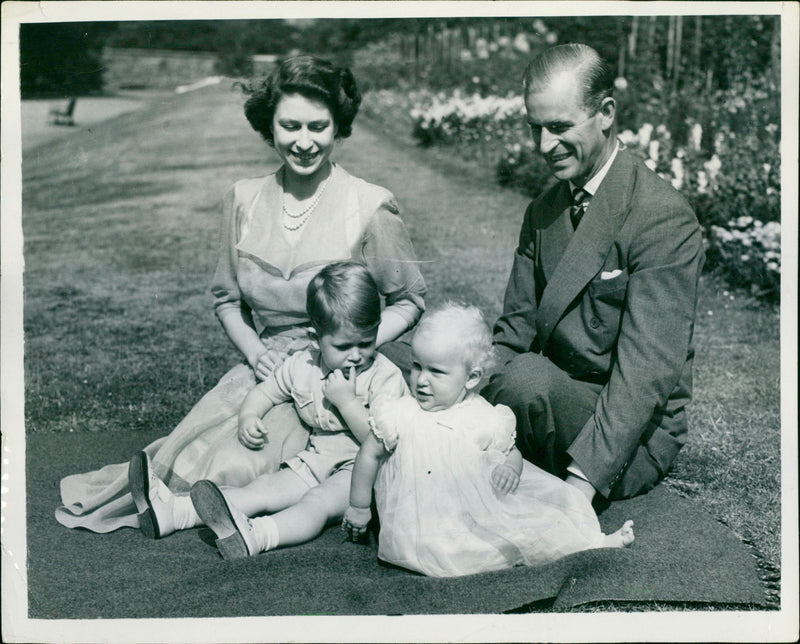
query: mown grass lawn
21 82 782 601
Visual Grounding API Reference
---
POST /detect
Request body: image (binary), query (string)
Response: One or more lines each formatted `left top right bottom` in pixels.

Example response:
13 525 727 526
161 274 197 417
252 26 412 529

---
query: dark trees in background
20 22 117 97
19 16 779 98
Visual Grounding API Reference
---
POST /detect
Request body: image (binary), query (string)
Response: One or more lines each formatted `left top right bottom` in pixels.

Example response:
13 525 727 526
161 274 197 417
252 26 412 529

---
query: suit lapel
535 150 636 348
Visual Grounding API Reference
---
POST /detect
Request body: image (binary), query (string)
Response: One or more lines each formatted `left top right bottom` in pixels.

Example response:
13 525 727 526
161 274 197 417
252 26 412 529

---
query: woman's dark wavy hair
306 261 381 336
241 55 361 145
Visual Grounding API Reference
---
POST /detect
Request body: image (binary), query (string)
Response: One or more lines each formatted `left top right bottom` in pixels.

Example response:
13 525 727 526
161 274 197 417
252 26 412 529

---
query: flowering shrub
410 91 525 147
616 74 780 299
707 218 780 297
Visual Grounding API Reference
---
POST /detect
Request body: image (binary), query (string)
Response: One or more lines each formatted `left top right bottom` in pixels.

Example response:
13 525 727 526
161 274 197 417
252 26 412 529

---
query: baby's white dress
371 395 606 577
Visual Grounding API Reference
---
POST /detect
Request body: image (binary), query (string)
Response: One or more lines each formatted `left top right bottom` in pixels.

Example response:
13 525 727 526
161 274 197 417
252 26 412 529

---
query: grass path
20 83 781 588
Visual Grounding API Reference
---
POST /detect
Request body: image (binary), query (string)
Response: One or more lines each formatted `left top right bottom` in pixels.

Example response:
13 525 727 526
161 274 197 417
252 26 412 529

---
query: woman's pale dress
56 164 426 532
370 395 606 578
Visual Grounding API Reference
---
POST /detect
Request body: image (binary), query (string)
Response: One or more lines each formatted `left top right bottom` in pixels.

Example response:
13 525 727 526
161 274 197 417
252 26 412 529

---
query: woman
56 55 427 535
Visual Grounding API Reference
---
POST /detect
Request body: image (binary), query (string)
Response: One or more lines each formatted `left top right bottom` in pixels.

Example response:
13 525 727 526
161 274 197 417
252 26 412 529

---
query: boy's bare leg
222 468 308 516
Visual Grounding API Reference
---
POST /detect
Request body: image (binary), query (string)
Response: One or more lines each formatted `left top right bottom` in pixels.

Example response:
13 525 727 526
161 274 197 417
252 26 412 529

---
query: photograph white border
2 2 797 642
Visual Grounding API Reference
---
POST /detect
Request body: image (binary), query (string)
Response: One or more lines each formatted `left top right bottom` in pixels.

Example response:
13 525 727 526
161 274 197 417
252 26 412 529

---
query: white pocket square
600 269 623 280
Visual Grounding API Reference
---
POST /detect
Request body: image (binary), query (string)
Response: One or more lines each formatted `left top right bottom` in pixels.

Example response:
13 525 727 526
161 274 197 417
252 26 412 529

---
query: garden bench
47 97 77 126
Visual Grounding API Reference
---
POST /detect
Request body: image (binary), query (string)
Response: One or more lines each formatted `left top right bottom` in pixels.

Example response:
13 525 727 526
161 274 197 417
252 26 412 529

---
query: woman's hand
322 367 358 409
249 349 285 382
238 414 267 450
342 505 372 542
491 463 520 495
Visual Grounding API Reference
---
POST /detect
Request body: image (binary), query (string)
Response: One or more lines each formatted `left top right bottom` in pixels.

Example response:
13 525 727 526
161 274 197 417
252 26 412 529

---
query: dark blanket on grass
28 430 767 617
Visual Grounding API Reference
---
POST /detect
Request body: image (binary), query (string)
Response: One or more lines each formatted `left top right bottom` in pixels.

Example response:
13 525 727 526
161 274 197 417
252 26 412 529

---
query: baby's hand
323 367 357 409
342 505 372 542
491 463 520 495
238 414 267 450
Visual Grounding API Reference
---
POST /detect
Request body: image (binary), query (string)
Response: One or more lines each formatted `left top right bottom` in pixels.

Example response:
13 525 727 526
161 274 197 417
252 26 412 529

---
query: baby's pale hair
414 302 496 374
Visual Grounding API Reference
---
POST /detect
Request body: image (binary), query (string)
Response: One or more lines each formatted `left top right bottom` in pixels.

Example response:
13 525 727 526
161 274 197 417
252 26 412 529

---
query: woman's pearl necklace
282 172 332 231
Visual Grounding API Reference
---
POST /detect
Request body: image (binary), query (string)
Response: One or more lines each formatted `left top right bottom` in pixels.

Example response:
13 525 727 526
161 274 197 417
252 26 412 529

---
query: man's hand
342 505 372 542
323 366 358 409
238 414 267 450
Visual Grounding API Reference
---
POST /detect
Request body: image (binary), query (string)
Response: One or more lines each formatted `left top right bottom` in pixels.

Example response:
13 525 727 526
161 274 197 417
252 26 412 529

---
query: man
483 43 704 508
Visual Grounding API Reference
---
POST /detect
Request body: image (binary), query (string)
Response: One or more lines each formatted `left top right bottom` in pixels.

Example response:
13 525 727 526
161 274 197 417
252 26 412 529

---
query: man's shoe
191 480 259 560
128 451 176 539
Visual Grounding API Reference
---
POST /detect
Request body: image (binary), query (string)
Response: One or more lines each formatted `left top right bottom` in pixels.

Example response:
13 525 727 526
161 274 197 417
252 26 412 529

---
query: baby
343 302 634 577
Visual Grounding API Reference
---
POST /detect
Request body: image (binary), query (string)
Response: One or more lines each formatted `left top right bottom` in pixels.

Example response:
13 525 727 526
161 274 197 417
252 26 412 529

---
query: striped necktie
570 188 590 230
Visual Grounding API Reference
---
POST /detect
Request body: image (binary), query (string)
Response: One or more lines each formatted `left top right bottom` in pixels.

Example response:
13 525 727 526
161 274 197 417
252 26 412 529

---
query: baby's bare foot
603 519 635 548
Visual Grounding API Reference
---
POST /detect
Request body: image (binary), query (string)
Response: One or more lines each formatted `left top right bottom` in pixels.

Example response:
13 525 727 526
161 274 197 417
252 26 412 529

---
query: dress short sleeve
369 395 408 452
359 198 427 329
488 403 518 455
210 178 262 323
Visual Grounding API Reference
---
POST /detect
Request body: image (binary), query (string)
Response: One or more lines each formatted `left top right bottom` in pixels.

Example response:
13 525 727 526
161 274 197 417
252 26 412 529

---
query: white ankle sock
250 515 280 553
172 494 201 530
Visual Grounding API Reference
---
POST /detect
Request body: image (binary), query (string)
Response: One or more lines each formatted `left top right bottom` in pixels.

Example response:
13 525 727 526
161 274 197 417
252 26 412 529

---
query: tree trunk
629 15 639 58
666 16 675 78
693 15 702 77
673 15 683 91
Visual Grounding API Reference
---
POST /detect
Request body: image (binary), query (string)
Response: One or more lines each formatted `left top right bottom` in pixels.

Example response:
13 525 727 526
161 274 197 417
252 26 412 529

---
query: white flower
638 123 654 147
766 261 779 272
645 158 657 171
697 170 709 194
740 254 750 262
545 32 558 45
711 225 734 243
619 129 638 146
614 77 628 91
689 122 703 151
513 33 530 53
533 19 547 33
648 140 660 162
704 154 722 181
671 157 684 190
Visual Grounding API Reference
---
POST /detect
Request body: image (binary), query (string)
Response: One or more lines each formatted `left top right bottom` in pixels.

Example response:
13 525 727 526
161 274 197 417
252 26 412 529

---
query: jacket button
589 317 601 329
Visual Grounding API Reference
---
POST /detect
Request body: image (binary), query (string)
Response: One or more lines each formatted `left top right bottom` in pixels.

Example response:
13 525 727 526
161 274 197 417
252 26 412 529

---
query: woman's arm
217 308 284 380
218 308 267 365
376 309 411 348
210 184 284 380
361 202 427 345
